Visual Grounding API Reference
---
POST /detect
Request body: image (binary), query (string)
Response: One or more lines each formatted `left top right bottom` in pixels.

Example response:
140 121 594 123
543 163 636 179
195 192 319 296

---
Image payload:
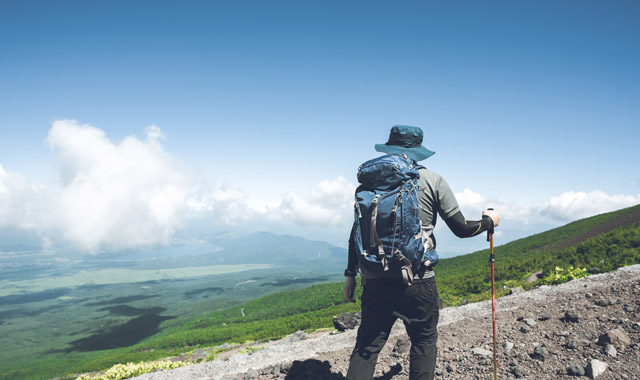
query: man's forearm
346 226 359 273
444 211 494 238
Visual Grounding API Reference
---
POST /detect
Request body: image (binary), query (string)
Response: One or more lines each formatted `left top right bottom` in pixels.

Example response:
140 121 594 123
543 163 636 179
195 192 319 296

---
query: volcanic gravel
132 265 640 380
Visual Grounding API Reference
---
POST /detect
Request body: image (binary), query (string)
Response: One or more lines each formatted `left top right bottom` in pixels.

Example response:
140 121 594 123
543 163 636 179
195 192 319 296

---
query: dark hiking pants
346 277 439 380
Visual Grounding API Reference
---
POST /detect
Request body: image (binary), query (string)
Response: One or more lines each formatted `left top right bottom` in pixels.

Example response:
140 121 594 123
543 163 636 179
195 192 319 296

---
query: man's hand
343 276 357 303
483 209 501 227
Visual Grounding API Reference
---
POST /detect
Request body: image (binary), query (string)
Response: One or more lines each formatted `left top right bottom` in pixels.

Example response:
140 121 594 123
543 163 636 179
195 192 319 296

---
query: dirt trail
133 264 640 380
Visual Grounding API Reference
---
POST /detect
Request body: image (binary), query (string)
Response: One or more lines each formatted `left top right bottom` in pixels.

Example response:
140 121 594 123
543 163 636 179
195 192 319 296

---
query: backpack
353 153 438 285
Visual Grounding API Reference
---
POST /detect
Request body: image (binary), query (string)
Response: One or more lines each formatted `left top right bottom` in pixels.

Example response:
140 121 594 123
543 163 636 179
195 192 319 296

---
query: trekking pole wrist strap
344 269 357 277
483 215 494 242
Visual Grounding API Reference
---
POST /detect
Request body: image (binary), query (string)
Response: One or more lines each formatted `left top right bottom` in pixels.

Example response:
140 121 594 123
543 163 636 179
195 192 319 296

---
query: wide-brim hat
374 125 435 161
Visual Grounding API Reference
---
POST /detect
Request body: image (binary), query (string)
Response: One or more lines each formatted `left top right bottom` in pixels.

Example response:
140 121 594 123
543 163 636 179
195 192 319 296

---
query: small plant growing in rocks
75 361 187 380
542 266 588 285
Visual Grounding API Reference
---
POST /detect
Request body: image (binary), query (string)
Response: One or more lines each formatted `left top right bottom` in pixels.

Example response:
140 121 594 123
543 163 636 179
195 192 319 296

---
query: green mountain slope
3 204 639 380
132 204 640 354
435 203 640 304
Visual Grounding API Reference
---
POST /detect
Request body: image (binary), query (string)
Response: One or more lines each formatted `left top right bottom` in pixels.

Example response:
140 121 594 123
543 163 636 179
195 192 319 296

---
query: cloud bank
454 188 640 224
0 120 357 251
1 120 638 252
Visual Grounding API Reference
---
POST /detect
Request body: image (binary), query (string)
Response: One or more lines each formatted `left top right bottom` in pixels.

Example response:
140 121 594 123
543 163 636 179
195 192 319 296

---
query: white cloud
187 183 261 225
0 164 47 230
454 188 537 222
3 120 639 252
541 191 640 222
0 120 360 250
276 176 356 226
454 188 640 225
43 119 189 250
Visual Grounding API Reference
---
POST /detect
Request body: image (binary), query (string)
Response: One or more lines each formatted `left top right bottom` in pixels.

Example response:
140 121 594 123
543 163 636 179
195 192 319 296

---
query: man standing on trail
343 125 500 380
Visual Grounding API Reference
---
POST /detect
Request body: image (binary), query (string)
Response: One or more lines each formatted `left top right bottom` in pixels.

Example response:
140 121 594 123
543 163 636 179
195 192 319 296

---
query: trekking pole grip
486 208 495 242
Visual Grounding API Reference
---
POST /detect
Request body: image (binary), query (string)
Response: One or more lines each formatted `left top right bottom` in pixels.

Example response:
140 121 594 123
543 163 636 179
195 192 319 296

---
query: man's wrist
344 269 357 278
482 214 494 230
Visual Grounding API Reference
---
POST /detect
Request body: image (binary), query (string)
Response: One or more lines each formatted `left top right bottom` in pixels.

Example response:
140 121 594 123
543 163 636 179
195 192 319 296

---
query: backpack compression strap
394 250 414 285
369 195 389 271
369 191 415 283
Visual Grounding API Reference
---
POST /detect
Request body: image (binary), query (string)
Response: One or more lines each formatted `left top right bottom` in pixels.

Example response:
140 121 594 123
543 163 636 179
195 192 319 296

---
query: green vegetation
0 281 361 380
541 266 589 285
434 204 640 304
135 281 362 350
0 264 275 296
75 360 187 380
2 204 639 380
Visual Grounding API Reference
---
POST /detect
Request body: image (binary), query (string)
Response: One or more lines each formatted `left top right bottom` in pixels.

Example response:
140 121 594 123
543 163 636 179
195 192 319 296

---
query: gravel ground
133 264 640 380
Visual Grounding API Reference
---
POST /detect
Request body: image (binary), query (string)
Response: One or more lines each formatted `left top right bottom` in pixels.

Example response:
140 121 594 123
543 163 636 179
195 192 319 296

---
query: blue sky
1 1 639 256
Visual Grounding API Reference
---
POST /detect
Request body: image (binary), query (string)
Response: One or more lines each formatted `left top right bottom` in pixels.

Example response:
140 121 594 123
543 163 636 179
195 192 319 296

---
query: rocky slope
133 265 640 380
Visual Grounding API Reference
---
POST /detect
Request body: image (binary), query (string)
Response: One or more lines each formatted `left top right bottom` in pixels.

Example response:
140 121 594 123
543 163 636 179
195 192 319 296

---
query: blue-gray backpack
353 153 438 285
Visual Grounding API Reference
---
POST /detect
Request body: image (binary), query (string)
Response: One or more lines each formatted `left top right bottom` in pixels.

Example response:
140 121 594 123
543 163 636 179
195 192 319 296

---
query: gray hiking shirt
416 168 461 239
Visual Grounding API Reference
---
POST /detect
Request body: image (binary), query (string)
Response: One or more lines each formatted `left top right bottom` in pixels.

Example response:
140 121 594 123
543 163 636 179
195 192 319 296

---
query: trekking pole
486 208 498 380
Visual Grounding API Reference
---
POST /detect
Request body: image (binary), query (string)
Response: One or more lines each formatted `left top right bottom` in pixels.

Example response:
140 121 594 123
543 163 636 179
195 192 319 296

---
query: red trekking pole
487 208 498 380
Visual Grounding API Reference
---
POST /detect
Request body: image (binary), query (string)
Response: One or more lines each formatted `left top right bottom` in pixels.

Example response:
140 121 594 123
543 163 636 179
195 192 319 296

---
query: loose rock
585 359 608 379
567 363 585 376
605 344 617 358
503 341 514 352
597 328 631 347
509 287 524 295
286 331 311 342
333 312 361 332
471 347 492 357
564 311 580 322
531 345 549 361
392 338 411 355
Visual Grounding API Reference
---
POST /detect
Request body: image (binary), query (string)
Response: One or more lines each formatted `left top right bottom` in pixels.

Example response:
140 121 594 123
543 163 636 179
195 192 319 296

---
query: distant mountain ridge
208 231 345 265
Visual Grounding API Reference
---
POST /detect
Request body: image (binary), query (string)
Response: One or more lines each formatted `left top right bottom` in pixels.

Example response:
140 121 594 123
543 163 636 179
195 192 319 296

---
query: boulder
333 312 361 331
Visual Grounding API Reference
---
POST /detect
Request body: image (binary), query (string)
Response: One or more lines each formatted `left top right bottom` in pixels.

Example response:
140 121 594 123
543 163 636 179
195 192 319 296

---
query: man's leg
347 281 397 380
402 277 439 380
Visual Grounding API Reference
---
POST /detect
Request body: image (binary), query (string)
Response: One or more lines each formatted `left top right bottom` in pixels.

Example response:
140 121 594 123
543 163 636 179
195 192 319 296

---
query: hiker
343 125 500 380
